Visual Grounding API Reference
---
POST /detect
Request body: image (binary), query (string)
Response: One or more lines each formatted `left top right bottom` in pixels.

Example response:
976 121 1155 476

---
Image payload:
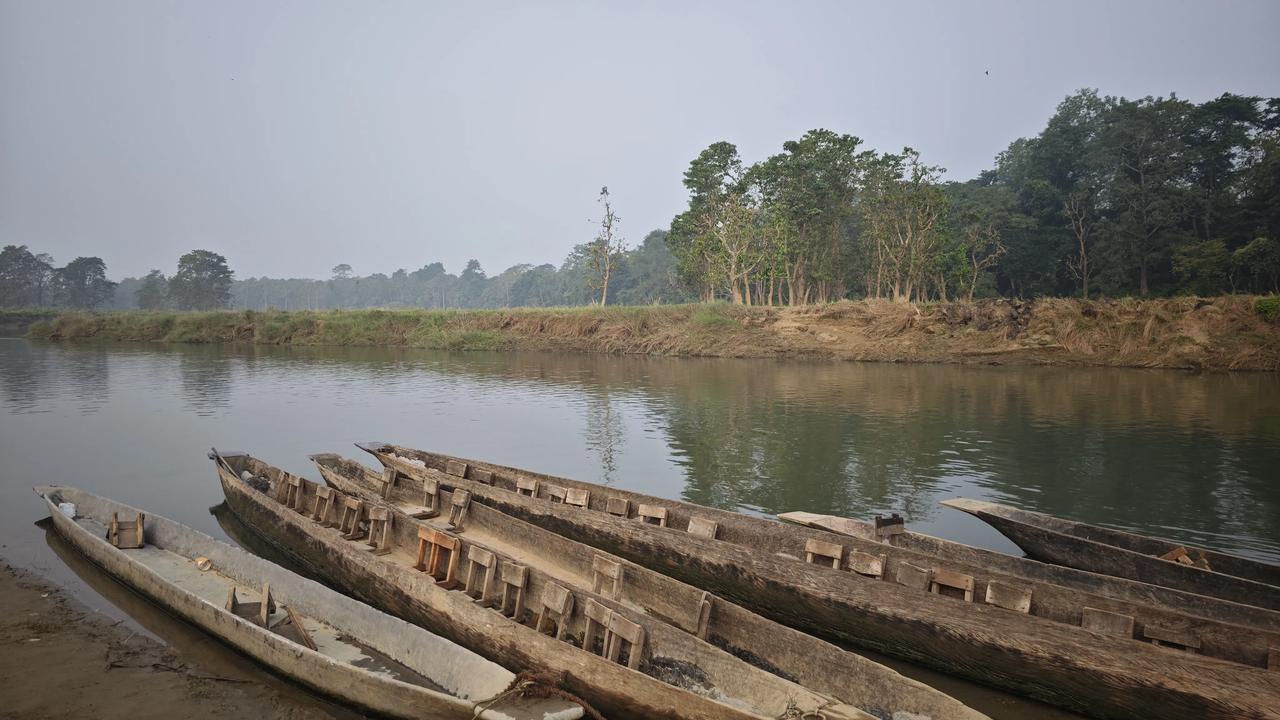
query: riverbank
0 309 58 337
28 296 1280 371
0 561 341 720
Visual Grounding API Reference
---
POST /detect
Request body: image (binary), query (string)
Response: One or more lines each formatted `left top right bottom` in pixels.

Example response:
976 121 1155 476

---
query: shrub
1256 296 1280 323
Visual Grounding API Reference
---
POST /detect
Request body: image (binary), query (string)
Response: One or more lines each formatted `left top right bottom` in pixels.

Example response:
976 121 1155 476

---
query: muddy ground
0 561 352 720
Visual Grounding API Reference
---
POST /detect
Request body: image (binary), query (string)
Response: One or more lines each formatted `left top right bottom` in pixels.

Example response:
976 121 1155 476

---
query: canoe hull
313 453 988 720
37 488 542 720
947 500 1280 611
780 510 1280 637
364 448 1280 720
216 463 814 720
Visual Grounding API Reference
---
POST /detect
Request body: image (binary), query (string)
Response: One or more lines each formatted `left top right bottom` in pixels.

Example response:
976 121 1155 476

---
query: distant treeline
120 230 691 311
3 89 1278 312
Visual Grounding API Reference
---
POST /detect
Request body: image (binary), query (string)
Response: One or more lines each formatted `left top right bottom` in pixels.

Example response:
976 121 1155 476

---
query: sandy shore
0 561 349 720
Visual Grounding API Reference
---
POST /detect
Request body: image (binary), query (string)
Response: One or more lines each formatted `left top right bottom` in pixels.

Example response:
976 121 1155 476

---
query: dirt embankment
0 562 341 720
29 296 1280 371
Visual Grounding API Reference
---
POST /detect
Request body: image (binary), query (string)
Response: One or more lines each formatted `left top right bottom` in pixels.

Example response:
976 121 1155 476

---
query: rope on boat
471 671 605 720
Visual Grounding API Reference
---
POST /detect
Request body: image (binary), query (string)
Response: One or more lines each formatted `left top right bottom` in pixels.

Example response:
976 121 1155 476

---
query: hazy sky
3 1 1278 281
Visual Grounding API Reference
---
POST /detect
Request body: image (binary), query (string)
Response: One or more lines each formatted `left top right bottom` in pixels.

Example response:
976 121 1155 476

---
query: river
2 338 1278 719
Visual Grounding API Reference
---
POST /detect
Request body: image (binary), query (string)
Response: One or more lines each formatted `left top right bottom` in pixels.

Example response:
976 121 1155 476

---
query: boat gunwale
32 483 543 720
312 452 989 720
781 509 1280 634
942 498 1280 611
215 452 858 720
357 443 1280 720
941 498 1280 585
362 443 1280 668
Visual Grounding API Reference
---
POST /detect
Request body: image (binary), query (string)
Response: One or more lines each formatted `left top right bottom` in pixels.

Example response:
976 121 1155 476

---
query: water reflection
176 348 233 416
2 341 1279 565
5 341 1275 720
0 340 53 412
0 341 111 414
583 388 626 485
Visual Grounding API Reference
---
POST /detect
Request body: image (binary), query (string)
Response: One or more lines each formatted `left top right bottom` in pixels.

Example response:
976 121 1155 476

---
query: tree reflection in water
3 342 1278 563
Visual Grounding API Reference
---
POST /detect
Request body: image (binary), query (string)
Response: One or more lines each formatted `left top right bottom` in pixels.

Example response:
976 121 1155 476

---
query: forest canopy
3 89 1277 312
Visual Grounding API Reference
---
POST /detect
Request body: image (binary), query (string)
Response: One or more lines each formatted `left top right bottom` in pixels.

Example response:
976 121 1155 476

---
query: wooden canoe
941 498 1280 610
311 452 989 720
212 450 876 720
778 510 1280 636
34 484 583 720
358 442 1280 720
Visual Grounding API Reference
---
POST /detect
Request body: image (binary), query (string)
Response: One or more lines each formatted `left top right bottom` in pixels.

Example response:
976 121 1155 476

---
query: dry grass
26 296 1280 371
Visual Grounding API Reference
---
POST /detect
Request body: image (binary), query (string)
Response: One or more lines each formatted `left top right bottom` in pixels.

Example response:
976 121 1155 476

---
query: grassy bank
27 296 1280 370
0 308 59 335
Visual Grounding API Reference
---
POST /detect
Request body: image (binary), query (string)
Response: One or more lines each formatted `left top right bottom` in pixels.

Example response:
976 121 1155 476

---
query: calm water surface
3 338 1279 719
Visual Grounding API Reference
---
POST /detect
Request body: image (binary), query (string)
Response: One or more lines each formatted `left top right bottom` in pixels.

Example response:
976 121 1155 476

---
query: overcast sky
2 1 1278 281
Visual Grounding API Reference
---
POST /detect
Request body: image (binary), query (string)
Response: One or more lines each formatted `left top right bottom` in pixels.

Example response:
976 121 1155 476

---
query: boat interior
365 444 1280 673
310 451 1001 720
37 485 524 704
217 452 869 720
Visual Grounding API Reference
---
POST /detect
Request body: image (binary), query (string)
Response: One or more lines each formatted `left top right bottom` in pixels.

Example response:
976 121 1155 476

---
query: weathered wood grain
315 453 987 720
941 498 1280 610
216 453 874 720
360 443 1280 720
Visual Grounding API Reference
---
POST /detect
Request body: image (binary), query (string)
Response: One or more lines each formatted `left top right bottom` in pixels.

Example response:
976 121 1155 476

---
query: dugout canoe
34 484 583 720
358 442 1280 720
940 498 1280 611
311 452 988 720
212 450 876 720
778 510 1280 636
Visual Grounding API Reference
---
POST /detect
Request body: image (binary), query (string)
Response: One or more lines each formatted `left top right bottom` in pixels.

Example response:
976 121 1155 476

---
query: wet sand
0 559 355 720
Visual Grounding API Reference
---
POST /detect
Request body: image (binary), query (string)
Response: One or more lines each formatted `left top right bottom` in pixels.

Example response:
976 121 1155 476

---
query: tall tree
52 256 117 309
135 270 169 309
860 149 950 301
586 186 625 305
458 259 486 308
1044 91 1109 299
667 142 744 301
946 182 1012 301
169 249 234 310
0 245 55 307
1184 94 1262 244
1101 95 1192 295
751 129 869 304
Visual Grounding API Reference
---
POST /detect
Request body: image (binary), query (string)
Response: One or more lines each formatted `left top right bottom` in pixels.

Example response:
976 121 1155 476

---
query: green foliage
860 148 950 301
661 91 1279 305
135 270 168 309
1256 296 1280 322
0 245 56 307
667 141 746 300
51 256 117 309
1234 237 1280 293
169 250 234 310
1173 239 1231 295
1 248 118 309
